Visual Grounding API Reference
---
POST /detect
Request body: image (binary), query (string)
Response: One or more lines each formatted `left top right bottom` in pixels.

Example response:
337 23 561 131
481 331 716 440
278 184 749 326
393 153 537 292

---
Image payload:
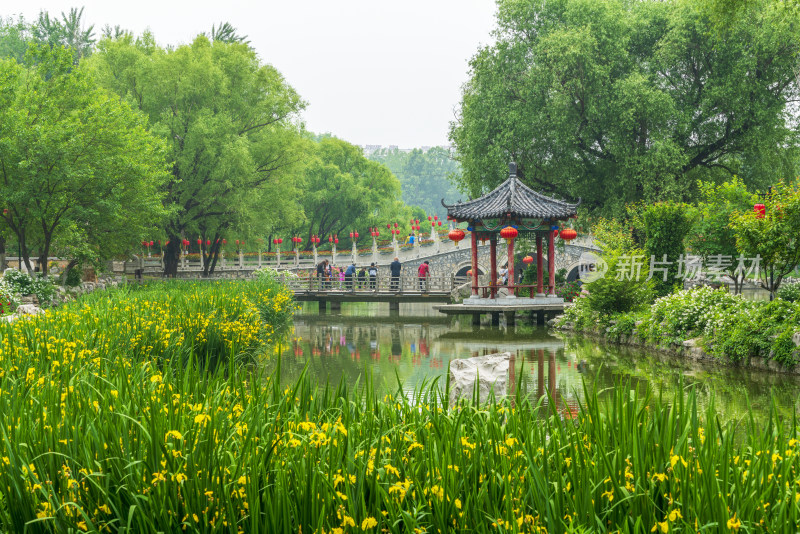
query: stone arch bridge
122 235 599 281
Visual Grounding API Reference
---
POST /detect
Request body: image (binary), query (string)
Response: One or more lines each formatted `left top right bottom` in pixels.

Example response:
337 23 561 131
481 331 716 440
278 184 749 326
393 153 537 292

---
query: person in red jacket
418 260 430 292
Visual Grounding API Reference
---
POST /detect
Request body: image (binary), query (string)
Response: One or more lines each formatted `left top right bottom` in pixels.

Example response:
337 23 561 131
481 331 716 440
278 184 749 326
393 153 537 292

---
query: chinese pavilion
443 163 580 300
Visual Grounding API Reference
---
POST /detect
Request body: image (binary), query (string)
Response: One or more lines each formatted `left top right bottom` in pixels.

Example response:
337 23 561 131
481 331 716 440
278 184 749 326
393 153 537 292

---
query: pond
273 302 800 423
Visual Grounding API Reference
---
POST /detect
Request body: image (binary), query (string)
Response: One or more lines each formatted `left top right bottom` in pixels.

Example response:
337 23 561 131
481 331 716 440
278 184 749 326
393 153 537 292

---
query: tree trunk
60 258 80 285
0 235 6 272
163 238 181 277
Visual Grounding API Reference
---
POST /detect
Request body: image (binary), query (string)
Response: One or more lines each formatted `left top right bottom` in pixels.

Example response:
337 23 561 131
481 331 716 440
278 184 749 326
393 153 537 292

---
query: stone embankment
549 316 800 375
2 275 125 323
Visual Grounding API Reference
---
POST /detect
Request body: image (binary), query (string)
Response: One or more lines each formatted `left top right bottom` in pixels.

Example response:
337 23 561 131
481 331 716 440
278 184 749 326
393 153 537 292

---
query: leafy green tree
206 22 249 45
0 16 31 63
635 202 695 296
31 7 95 63
368 147 461 218
450 0 800 213
0 45 170 275
730 180 800 299
295 137 404 248
89 33 306 276
688 178 757 293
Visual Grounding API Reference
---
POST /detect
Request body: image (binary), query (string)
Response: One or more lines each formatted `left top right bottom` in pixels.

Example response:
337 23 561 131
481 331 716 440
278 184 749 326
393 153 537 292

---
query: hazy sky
3 0 498 148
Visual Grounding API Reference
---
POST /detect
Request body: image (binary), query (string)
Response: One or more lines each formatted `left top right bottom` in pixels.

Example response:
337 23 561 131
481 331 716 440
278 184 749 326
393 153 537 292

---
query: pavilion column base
535 293 546 298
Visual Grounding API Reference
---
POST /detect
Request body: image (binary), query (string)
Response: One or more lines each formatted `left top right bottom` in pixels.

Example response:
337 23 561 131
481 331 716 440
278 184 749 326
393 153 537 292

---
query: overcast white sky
3 0 498 148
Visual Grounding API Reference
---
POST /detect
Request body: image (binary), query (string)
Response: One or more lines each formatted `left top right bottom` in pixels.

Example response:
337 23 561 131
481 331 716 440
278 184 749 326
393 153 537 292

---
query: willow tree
0 44 169 275
89 33 306 276
450 0 800 213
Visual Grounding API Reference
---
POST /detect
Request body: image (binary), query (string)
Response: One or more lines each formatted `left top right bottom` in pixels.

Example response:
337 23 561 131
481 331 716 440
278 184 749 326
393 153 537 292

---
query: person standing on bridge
316 259 329 290
390 257 402 292
418 260 430 292
368 263 378 289
344 263 356 290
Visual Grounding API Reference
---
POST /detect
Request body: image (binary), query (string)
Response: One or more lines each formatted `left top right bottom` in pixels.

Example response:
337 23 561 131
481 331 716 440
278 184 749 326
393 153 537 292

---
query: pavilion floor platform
433 297 571 327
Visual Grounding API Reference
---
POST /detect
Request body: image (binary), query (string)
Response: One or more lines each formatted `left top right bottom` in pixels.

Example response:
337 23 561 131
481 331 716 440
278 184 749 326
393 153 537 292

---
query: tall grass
0 281 798 532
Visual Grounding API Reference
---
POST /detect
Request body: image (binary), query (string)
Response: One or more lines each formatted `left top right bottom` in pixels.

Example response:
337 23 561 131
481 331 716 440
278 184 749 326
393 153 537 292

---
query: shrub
2 268 57 307
0 278 18 315
777 282 800 302
583 250 654 315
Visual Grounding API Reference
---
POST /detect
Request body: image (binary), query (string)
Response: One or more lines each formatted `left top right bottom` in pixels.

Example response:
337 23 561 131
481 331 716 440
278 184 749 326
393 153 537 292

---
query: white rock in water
449 352 510 405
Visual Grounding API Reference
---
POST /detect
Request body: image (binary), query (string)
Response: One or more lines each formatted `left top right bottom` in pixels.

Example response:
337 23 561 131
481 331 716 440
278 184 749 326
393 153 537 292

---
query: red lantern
197 238 202 246
448 229 465 243
149 240 154 246
754 203 766 218
296 237 302 244
273 239 277 245
523 255 534 265
235 240 240 246
500 226 518 240
394 223 398 228
349 232 353 239
434 215 438 221
205 240 210 246
415 219 420 224
278 238 283 244
428 216 432 221
437 221 442 226
560 228 577 240
222 239 227 245
431 222 435 227
334 238 339 244
387 223 391 229
354 231 359 239
329 236 333 243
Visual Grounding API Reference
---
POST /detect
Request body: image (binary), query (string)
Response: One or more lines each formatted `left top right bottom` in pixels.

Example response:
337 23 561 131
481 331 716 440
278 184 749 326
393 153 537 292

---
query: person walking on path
368 263 378 289
418 260 430 292
390 257 402 292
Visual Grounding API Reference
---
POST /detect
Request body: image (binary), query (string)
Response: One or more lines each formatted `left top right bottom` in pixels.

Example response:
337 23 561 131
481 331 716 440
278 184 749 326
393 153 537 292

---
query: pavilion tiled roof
443 163 580 221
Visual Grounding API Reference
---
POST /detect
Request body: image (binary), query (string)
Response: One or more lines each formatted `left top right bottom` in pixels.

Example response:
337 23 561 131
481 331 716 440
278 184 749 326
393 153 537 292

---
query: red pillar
490 236 498 299
470 229 479 297
507 236 515 297
536 233 544 296
548 229 556 295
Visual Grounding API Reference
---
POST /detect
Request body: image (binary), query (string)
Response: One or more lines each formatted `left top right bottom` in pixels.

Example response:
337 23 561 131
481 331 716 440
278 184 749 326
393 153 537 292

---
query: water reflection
271 302 800 423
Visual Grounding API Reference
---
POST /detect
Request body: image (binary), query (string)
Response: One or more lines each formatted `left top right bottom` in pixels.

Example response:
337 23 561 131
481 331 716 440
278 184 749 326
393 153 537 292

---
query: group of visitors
314 258 432 292
315 259 380 290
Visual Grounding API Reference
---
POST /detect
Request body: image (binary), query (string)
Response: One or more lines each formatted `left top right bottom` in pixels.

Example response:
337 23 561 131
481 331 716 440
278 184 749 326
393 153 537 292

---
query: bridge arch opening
455 265 485 277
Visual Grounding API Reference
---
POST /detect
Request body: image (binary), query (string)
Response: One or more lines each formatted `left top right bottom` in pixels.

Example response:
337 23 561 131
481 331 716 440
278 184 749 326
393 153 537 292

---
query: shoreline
553 319 800 376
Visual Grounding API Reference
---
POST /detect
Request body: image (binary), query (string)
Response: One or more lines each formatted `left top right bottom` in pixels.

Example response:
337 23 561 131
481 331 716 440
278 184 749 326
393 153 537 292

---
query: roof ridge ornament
507 161 516 210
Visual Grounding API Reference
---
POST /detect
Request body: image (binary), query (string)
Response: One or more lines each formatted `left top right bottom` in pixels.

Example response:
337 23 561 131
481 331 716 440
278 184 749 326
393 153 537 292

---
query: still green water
274 302 800 422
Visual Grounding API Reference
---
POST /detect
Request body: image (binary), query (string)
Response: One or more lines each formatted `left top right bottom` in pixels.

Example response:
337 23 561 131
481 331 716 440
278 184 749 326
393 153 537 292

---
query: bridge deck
293 290 451 303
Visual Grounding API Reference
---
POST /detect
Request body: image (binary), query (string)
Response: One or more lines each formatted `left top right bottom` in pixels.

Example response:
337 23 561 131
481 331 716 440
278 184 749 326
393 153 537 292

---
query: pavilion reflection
284 318 585 409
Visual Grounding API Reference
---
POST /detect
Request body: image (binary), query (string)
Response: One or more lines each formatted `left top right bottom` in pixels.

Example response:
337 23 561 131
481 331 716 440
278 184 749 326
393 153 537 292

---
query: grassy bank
2 281 800 532
561 286 800 367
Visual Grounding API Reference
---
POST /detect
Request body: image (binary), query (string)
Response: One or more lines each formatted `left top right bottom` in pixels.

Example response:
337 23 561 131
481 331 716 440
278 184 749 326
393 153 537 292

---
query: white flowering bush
564 285 800 365
2 268 57 307
254 266 298 284
643 286 748 346
0 278 18 315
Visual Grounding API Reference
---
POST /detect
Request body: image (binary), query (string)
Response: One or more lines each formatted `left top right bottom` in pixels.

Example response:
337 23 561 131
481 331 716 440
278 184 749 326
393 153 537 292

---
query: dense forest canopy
449 0 800 215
